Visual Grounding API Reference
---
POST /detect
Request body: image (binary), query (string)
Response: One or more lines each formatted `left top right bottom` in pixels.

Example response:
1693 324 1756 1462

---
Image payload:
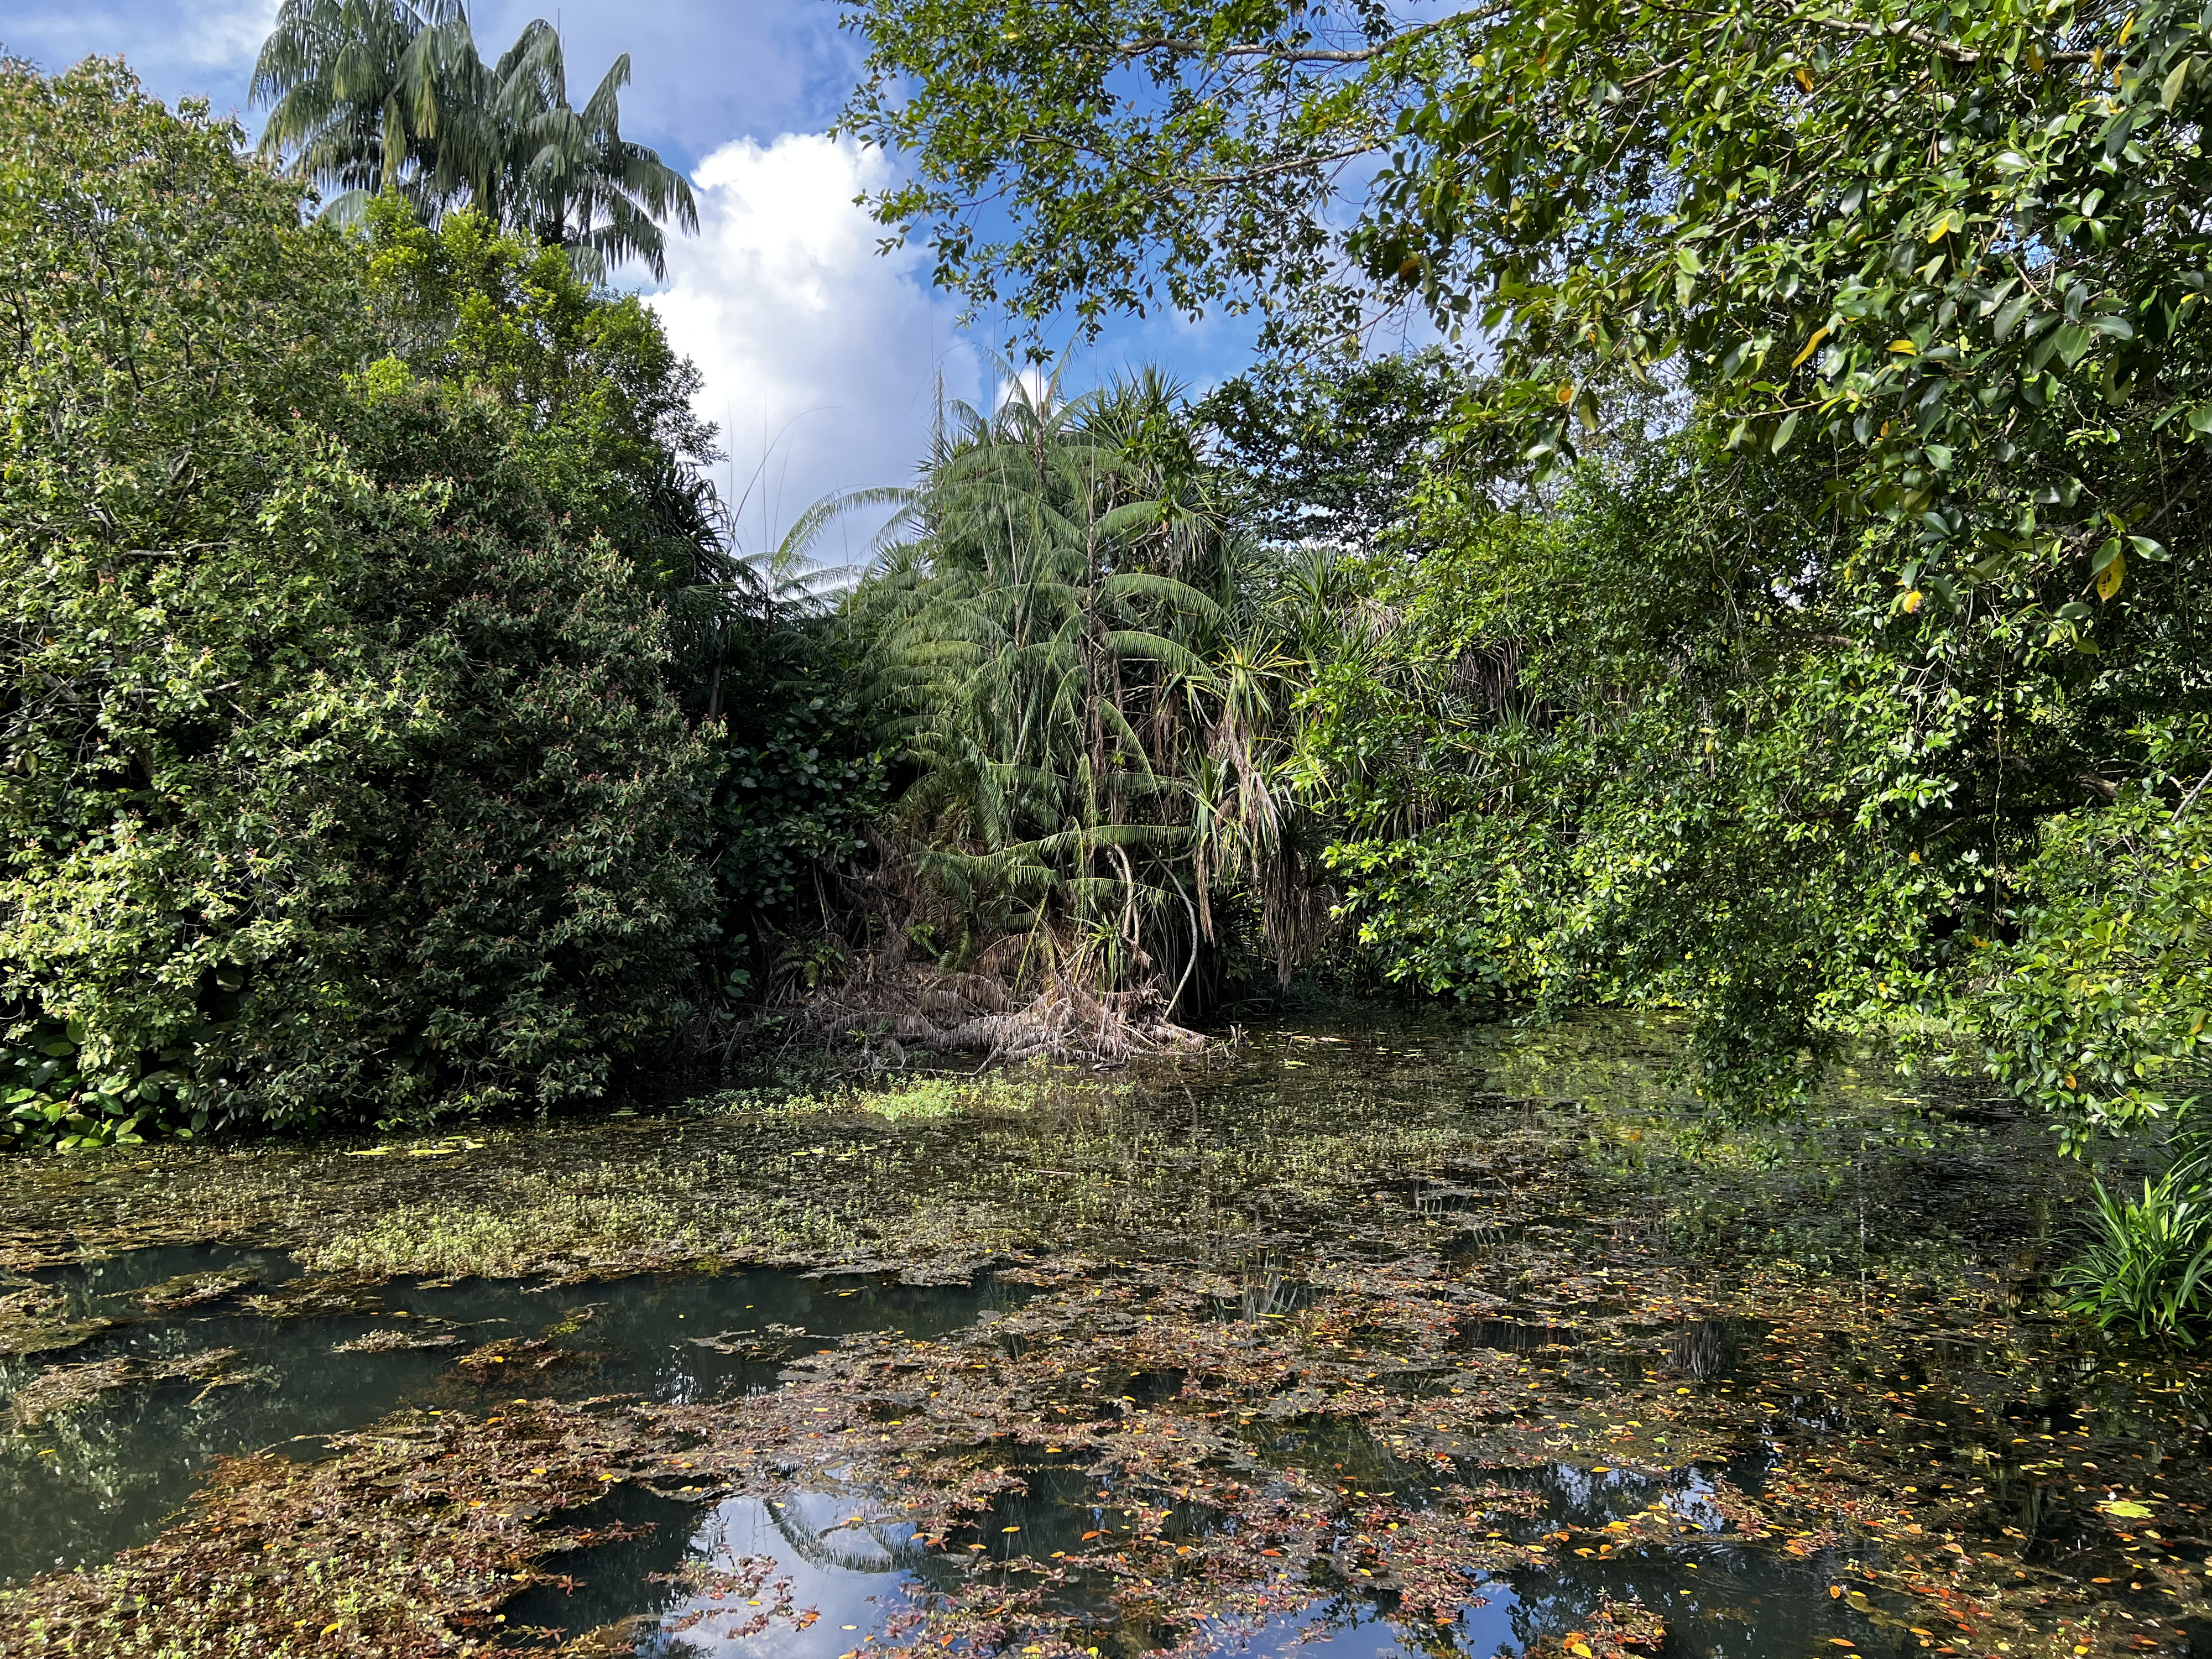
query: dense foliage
0 62 722 1145
1290 418 2208 1138
840 0 2212 1160
847 373 1338 1008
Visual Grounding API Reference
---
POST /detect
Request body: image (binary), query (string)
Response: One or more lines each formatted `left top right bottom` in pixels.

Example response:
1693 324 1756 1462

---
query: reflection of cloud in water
3 1252 1009 1584
634 1493 922 1658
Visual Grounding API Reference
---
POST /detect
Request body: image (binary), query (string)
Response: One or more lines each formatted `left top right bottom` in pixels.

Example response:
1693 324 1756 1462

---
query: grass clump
2058 1160 2212 1344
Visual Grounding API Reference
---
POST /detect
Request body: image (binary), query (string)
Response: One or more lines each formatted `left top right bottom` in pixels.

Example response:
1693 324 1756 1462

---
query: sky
2 0 1265 550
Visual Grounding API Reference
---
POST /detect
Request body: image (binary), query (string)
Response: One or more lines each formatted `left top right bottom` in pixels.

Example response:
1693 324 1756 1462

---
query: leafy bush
2057 1164 2212 1345
0 61 719 1140
1968 742 2212 1155
713 676 886 984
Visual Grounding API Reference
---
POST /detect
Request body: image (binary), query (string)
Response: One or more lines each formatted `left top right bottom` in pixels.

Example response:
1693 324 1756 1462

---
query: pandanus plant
851 367 1339 1009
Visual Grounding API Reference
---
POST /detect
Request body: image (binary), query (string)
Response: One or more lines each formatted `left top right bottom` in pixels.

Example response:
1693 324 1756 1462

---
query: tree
850 371 1328 1004
843 0 2212 583
0 61 719 1144
1196 350 1462 555
842 0 2212 1139
254 0 697 278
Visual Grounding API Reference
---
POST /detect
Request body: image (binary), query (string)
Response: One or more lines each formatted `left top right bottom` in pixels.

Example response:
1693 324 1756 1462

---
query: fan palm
252 0 697 279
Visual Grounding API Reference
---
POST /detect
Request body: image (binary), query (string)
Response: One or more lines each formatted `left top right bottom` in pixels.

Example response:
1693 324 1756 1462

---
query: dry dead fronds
782 951 1209 1067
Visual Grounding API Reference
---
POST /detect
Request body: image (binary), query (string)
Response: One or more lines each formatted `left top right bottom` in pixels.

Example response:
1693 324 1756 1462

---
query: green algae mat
0 1015 2204 1659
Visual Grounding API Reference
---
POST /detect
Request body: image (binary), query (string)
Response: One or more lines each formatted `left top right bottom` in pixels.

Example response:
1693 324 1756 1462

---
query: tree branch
1110 8 1498 68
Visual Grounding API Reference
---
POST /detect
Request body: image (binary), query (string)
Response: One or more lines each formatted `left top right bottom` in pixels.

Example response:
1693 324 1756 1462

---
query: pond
1 1247 1020 1583
1 1012 2206 1658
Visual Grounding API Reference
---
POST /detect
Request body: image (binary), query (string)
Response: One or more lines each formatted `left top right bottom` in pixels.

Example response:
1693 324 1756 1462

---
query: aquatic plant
0 1024 2200 1656
2058 1162 2212 1345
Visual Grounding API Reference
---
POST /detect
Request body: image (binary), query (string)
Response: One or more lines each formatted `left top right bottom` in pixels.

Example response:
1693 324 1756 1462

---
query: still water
1 1245 1015 1583
0 1020 2185 1656
3 1240 1903 1657
510 1458 1897 1657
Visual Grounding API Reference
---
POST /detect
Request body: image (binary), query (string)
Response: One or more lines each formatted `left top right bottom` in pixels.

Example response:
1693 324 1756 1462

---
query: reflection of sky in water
632 1494 924 1658
4 1018 2174 1654
0 1247 1011 1583
525 1459 1895 1658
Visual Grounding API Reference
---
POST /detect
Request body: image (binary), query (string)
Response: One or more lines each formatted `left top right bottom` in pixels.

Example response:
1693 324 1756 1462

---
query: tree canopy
254 0 697 277
836 0 2212 1148
0 61 719 1145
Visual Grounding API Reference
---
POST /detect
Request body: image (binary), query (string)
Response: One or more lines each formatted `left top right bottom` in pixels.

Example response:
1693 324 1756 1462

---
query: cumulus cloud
175 0 280 67
648 132 977 556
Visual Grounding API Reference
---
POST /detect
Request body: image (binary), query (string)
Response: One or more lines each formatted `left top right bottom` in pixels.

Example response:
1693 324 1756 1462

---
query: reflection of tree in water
0 1364 282 1582
1668 1318 1740 1383
756 1489 913 1575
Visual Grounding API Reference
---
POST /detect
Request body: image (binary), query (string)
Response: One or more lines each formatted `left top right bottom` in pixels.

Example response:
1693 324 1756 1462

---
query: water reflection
0 1247 1017 1582
519 1455 1903 1657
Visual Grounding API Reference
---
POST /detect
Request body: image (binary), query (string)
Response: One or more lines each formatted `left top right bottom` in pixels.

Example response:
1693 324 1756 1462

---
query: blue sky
4 0 1269 547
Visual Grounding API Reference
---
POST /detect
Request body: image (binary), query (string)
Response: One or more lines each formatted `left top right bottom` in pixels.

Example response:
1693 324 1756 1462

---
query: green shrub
0 61 719 1140
2057 1162 2212 1346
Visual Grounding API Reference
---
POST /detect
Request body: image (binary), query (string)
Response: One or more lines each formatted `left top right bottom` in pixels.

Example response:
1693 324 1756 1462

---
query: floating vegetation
129 1263 260 1312
0 1014 2201 1656
8 1347 246 1428
683 1322 808 1359
333 1326 469 1354
0 1282 109 1360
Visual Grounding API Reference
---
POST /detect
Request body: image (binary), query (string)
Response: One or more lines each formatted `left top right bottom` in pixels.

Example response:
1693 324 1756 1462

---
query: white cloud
176 0 280 67
992 364 1057 416
648 132 976 558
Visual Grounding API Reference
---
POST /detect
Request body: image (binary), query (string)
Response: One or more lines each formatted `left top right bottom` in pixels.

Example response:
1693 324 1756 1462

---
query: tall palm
252 0 697 279
477 22 698 280
251 0 471 215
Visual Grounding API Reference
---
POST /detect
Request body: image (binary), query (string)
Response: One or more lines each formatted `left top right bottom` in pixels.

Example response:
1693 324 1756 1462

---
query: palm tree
474 22 698 280
250 0 468 211
252 0 697 279
701 483 914 727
